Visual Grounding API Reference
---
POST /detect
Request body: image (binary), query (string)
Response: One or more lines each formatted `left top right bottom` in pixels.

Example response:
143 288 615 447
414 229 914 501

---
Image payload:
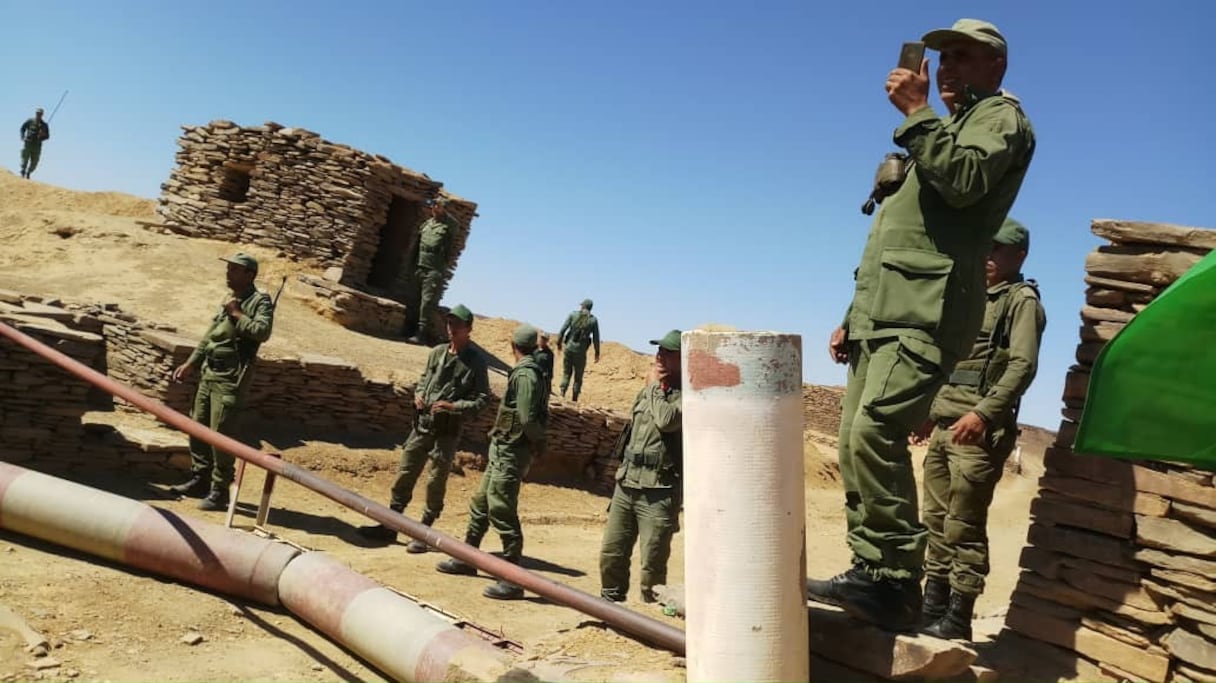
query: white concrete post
681 330 808 682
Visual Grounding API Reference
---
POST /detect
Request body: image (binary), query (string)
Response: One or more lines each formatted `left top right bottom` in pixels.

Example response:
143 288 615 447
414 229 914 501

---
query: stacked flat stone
1005 220 1216 683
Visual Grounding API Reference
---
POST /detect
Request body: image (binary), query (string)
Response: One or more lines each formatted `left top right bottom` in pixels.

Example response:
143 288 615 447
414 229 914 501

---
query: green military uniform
599 353 683 603
558 300 600 401
19 114 49 179
533 345 554 399
390 333 491 523
408 211 453 343
835 28 1036 583
438 324 547 600
186 282 274 491
923 233 1045 598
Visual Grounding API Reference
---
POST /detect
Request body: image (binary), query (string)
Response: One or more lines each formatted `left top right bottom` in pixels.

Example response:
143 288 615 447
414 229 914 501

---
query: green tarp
1074 249 1216 470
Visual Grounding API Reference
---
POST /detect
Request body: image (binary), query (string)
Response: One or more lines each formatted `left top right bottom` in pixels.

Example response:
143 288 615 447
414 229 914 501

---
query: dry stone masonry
156 120 478 337
1005 219 1216 683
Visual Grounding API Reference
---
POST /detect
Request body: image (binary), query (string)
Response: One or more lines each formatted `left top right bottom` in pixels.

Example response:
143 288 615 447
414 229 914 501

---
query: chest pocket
870 247 954 331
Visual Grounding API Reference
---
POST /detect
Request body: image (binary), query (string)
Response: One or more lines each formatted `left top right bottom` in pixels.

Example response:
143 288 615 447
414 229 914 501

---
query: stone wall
0 289 628 492
1005 220 1216 683
155 120 478 311
292 272 408 339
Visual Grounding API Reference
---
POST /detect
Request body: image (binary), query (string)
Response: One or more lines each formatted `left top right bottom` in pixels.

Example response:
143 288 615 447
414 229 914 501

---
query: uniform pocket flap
880 248 954 277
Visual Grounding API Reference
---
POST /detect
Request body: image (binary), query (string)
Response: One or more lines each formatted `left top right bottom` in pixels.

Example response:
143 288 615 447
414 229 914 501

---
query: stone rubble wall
291 272 408 339
155 120 477 309
1006 220 1216 683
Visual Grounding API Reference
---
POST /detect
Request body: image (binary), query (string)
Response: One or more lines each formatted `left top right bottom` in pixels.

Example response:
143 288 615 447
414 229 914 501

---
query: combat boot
406 512 438 554
168 473 210 498
483 555 524 600
807 566 921 632
197 486 230 511
922 576 951 626
436 534 482 576
923 591 975 641
356 505 402 543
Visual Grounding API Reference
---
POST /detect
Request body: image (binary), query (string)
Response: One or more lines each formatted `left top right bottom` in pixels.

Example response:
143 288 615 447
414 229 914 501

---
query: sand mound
0 169 156 218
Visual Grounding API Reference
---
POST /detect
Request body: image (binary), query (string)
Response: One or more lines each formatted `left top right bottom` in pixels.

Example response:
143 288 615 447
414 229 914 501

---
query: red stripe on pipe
0 320 686 654
414 628 478 682
277 552 379 635
123 506 299 605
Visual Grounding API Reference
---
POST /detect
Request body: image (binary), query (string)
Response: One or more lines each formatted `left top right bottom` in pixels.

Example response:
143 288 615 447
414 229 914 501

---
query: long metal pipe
0 320 686 654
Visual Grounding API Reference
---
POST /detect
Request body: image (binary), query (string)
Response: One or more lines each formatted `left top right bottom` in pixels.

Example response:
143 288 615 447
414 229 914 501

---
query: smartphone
898 41 925 71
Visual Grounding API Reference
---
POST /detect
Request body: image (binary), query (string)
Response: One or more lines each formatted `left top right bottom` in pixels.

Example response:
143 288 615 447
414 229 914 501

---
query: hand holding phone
898 41 925 71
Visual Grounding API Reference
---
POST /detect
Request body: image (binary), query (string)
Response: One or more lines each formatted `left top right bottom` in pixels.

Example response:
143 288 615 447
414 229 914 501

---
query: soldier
406 198 454 346
18 108 50 179
533 330 555 399
914 219 1045 640
169 253 275 510
556 299 600 402
357 304 491 551
599 330 683 604
436 323 547 601
807 18 1036 632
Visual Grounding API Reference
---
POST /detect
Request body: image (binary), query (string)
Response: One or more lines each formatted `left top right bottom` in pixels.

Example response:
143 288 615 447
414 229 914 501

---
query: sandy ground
0 170 1062 681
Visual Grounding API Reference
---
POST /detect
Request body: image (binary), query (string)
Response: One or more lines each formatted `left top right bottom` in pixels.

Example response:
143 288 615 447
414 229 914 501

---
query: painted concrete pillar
681 331 808 682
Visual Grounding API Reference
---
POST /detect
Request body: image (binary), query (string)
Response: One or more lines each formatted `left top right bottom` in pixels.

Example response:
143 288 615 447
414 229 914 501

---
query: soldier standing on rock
169 253 275 511
18 107 50 179
358 304 491 551
556 298 600 402
911 218 1046 641
436 323 547 601
405 198 454 346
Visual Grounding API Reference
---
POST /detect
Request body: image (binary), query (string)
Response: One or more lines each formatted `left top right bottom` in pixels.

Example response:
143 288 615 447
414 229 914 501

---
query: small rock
311 664 323 672
70 630 93 642
29 657 61 670
25 644 48 657
673 657 687 669
180 632 204 646
62 669 80 679
4 546 13 553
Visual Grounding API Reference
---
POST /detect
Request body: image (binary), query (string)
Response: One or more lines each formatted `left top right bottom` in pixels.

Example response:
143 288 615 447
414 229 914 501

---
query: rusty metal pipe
0 320 686 654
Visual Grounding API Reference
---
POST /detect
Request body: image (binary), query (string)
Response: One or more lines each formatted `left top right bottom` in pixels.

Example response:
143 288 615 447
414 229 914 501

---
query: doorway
367 195 423 291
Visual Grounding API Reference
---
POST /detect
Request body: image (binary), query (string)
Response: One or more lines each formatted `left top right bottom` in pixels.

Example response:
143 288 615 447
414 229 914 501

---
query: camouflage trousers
464 440 532 560
389 425 459 520
20 142 41 175
188 371 244 489
560 350 587 400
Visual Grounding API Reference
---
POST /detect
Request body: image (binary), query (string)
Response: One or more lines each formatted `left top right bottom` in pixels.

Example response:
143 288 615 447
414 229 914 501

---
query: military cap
994 218 1030 250
446 304 474 325
513 323 539 349
580 299 593 310
35 107 44 114
649 330 682 352
922 18 1008 57
219 252 259 274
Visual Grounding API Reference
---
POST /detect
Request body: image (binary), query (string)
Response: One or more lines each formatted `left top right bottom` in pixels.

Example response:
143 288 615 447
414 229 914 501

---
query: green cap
513 323 539 349
922 19 1008 57
220 252 259 274
994 218 1030 250
446 304 474 325
649 330 682 352
580 299 593 310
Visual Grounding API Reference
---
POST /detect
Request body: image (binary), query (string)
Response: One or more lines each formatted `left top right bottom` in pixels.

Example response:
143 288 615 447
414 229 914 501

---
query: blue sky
4 1 1212 429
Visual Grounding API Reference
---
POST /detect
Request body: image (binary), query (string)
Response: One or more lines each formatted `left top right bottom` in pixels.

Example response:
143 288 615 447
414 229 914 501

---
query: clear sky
4 1 1212 429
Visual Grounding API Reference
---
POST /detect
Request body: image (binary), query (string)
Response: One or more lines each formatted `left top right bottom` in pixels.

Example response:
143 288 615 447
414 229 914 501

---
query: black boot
923 591 975 641
357 505 402 543
197 486 230 511
169 474 210 498
406 512 437 554
436 534 481 576
483 555 524 601
922 576 951 626
807 566 922 632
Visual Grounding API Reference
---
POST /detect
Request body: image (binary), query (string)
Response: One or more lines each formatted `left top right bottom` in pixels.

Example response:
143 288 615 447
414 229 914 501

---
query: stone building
156 120 478 335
